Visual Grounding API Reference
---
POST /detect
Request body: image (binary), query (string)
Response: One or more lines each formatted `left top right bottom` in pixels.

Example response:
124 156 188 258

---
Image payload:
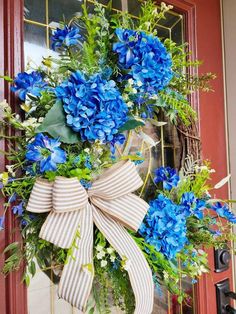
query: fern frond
182 155 200 177
159 90 197 126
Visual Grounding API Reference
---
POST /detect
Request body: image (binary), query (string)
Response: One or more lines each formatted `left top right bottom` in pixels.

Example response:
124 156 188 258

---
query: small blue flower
154 166 179 190
12 201 24 216
51 25 82 50
21 213 36 227
133 152 144 165
112 258 121 270
210 229 222 237
80 179 92 189
26 133 67 173
0 216 5 230
139 194 188 260
180 192 205 219
11 71 47 101
211 202 236 223
85 156 92 169
110 134 126 155
55 71 128 143
73 156 81 165
8 193 17 203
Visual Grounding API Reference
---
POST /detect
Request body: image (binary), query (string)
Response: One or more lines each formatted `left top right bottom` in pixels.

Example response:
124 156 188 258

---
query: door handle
225 291 236 300
226 305 236 314
216 279 236 314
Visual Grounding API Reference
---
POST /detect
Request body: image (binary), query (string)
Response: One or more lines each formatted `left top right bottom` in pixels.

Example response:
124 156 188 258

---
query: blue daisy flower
154 166 180 191
11 71 47 101
25 133 67 173
51 25 82 50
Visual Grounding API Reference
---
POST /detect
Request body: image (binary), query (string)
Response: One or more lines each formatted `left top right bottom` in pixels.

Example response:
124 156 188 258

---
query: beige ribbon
26 160 154 313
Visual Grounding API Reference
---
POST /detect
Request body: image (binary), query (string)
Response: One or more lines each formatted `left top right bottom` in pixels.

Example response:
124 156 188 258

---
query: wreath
0 1 235 313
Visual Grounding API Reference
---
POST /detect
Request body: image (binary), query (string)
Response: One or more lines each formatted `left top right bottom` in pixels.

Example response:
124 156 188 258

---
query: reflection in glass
156 26 171 41
24 0 46 23
24 23 47 66
99 0 122 10
171 18 184 45
49 0 83 23
128 0 142 16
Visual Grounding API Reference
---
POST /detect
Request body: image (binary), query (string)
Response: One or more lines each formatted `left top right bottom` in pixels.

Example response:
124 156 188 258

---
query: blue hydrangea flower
26 133 67 173
0 216 5 230
154 166 180 190
51 25 81 50
11 71 47 101
139 194 188 260
113 28 173 97
211 202 236 223
180 192 206 219
55 71 128 143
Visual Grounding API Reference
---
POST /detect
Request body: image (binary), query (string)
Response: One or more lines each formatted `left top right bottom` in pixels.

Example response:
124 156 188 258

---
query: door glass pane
23 1 194 313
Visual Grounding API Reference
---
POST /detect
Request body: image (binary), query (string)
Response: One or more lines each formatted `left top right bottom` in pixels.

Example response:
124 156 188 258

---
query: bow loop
27 178 53 213
88 160 143 200
53 177 88 213
90 193 149 231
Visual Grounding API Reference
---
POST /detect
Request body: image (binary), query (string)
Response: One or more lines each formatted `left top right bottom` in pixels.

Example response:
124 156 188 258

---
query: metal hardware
226 305 236 314
216 279 231 314
214 246 231 272
216 279 236 314
225 291 236 300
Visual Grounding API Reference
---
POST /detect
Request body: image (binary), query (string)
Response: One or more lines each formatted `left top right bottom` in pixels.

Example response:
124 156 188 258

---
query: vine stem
122 130 132 156
139 144 152 197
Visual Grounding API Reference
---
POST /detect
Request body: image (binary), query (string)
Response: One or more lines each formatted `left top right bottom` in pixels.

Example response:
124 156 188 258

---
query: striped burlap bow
26 160 154 313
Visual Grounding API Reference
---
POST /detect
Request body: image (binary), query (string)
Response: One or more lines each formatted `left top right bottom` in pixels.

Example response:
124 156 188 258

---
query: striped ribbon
26 160 154 313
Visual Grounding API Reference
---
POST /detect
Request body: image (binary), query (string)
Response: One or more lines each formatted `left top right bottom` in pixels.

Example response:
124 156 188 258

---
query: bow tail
39 204 94 312
57 204 94 311
92 205 154 314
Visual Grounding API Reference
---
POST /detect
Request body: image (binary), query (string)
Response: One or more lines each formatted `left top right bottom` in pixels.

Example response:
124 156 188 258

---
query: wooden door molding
0 0 27 313
161 1 229 313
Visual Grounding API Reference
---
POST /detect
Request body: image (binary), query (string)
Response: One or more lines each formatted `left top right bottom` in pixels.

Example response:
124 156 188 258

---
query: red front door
169 1 233 313
0 0 232 313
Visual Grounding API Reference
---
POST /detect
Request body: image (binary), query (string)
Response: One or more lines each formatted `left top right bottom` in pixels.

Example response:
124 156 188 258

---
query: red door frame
0 0 230 313
164 1 231 313
0 0 27 314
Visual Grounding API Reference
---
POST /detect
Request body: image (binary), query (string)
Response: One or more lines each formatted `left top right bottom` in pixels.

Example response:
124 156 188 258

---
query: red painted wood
160 1 232 313
193 1 232 314
0 0 27 313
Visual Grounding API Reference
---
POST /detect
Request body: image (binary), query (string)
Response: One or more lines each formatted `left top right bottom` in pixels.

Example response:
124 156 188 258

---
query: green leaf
28 261 36 277
36 100 80 144
23 273 31 287
121 155 144 161
118 118 145 132
3 242 19 254
148 119 167 127
0 75 13 82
